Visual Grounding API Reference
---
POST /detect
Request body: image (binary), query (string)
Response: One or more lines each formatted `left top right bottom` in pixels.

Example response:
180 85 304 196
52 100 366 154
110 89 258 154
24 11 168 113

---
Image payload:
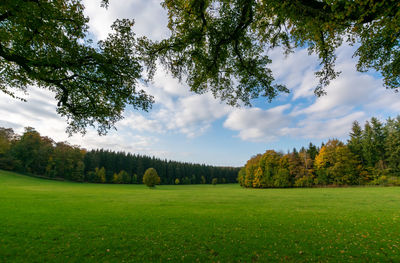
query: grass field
1 170 400 262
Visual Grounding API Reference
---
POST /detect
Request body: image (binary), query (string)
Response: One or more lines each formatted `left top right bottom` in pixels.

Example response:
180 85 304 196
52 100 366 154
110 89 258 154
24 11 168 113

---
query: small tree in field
143 168 160 187
212 178 218 185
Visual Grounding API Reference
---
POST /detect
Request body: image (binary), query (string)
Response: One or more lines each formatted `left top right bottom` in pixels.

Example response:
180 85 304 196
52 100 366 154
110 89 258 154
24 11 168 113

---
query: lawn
0 170 399 262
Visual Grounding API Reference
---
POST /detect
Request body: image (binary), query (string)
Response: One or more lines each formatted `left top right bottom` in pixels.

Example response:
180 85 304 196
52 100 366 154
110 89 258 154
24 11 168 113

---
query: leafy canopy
0 0 153 135
140 0 400 105
143 167 160 187
1 0 399 134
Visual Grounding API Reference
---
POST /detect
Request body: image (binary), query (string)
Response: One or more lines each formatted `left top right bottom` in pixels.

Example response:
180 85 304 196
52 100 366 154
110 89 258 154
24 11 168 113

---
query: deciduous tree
1 0 153 134
143 167 160 187
140 0 400 107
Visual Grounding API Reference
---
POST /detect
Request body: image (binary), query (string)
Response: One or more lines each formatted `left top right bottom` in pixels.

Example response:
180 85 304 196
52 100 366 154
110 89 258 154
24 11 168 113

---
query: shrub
112 172 123 184
294 176 314 187
201 175 206 184
143 168 160 187
119 170 130 184
132 174 138 184
370 176 400 186
92 167 106 183
175 178 180 185
182 177 190 184
211 178 218 185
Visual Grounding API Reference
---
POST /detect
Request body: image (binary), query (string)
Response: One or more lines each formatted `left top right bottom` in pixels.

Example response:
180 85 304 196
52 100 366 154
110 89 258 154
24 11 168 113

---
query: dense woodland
0 127 239 184
239 117 400 188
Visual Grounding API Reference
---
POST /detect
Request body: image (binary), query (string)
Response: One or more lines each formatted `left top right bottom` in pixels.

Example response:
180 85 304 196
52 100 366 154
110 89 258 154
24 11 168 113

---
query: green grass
1 170 400 262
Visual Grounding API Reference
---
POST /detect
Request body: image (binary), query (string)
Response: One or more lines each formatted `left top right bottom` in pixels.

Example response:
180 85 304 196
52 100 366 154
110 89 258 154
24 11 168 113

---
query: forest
0 127 239 184
239 116 400 188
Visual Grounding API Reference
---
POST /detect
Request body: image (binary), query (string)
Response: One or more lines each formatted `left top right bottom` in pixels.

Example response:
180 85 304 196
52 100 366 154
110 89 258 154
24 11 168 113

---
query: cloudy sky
1 0 399 167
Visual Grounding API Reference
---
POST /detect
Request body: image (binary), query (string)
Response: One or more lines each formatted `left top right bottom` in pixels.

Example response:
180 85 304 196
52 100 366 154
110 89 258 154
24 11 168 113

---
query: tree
119 170 130 184
0 127 16 170
94 167 106 183
237 168 246 186
384 117 400 174
3 1 399 135
307 143 318 161
259 150 281 187
132 173 138 184
244 154 262 187
143 168 160 187
140 0 400 107
200 175 206 184
174 178 180 185
211 178 218 185
330 146 360 185
314 139 343 185
0 0 153 134
348 121 364 163
47 142 85 181
112 172 123 184
9 127 51 174
370 117 385 165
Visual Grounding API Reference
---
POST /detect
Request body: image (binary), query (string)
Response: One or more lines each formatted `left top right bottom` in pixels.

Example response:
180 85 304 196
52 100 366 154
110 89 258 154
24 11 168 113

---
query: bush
294 176 314 187
211 178 218 185
143 168 160 187
90 167 106 183
370 176 400 186
182 177 190 184
112 172 123 184
201 175 206 184
132 174 138 184
175 178 180 185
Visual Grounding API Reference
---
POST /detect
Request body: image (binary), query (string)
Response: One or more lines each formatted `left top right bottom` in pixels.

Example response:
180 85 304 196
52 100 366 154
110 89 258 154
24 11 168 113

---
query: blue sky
1 0 399 167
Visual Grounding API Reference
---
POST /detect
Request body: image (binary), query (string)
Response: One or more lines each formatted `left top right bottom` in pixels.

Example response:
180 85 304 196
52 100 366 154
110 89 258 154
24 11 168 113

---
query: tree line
0 127 239 184
239 116 400 188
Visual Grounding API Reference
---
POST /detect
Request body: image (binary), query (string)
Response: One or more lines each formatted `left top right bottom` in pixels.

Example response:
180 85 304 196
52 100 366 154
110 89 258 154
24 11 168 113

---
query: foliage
241 116 400 188
0 0 153 134
201 175 206 184
211 178 218 185
112 172 123 184
175 178 180 185
0 125 239 184
94 167 106 183
370 176 400 186
2 1 399 135
141 0 400 107
294 176 314 188
143 168 160 187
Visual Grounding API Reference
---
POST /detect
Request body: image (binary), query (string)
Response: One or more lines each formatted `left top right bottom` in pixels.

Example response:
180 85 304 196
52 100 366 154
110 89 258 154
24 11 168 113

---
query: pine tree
347 121 364 163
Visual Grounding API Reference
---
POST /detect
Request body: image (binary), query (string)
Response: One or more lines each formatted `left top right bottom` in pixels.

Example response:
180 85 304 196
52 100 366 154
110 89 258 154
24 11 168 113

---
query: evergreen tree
384 117 400 175
347 121 364 164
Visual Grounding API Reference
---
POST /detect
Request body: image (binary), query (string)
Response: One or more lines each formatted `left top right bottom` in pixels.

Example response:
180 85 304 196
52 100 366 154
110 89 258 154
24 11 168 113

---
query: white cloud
223 104 291 142
286 111 367 140
269 48 319 99
147 92 231 137
83 0 168 41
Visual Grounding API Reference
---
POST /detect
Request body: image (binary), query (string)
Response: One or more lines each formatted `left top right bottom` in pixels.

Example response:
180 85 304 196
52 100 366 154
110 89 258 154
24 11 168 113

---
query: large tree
0 0 153 134
140 0 399 106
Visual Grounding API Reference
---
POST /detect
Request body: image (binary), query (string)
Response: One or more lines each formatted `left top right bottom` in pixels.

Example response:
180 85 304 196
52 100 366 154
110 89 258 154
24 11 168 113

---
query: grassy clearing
0 170 400 262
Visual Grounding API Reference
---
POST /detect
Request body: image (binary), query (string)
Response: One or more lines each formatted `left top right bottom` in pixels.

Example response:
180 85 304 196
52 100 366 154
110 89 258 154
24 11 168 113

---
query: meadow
0 170 399 262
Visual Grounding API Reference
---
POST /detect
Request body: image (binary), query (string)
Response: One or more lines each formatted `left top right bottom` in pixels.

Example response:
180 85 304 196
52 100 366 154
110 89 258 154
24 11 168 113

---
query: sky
1 0 400 167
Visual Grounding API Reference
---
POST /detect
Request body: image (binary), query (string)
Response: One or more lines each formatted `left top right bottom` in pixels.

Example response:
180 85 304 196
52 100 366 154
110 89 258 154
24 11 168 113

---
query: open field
1 170 400 262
